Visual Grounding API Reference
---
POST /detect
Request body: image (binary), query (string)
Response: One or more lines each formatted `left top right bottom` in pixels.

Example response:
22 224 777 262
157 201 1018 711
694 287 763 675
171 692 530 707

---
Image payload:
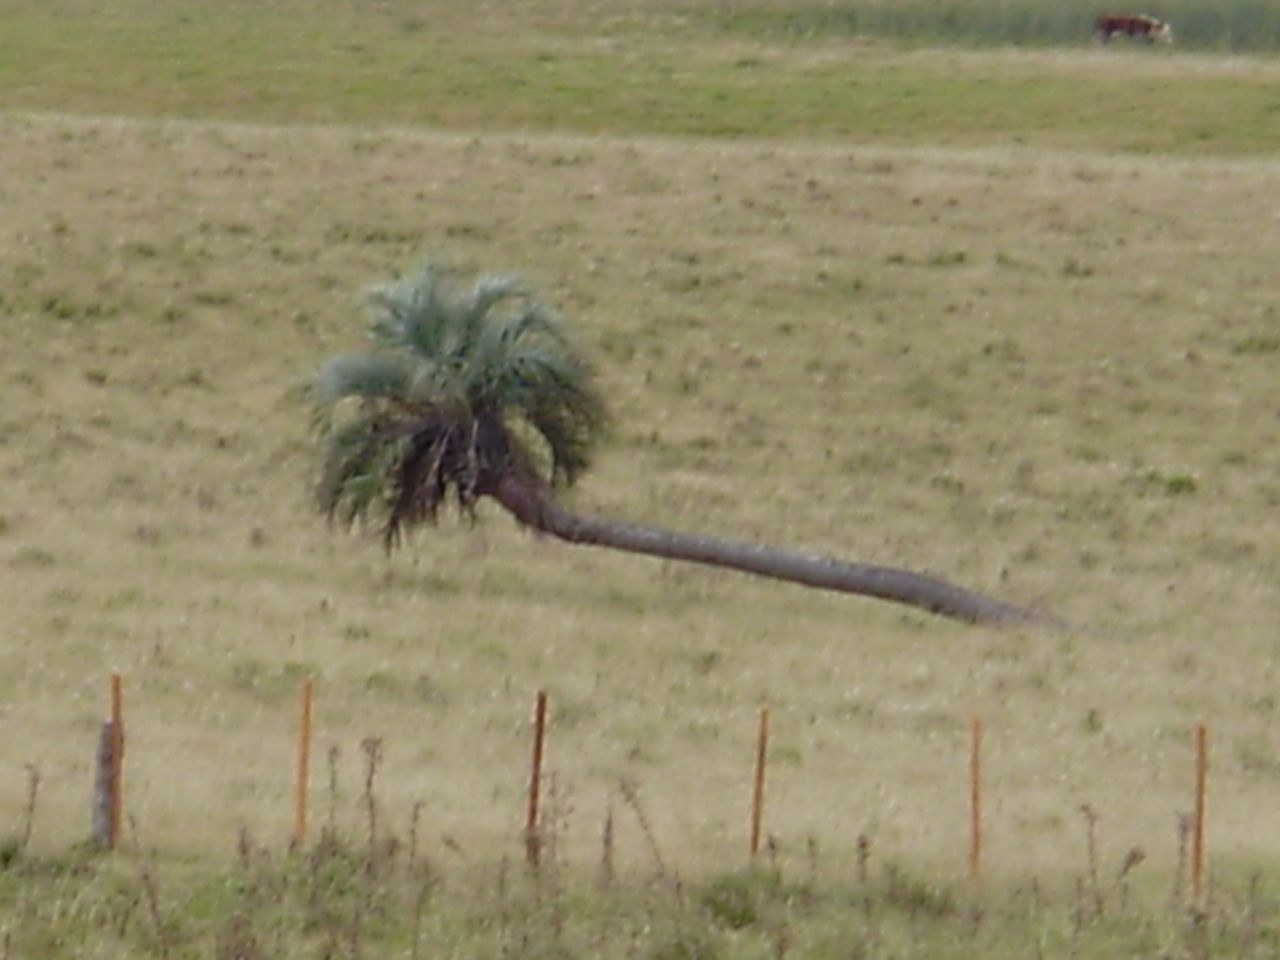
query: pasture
712 0 1280 53
2 0 1280 955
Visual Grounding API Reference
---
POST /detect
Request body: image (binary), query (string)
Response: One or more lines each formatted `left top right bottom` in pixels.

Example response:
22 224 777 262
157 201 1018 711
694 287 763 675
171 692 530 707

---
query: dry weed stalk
324 745 341 842
496 854 509 901
110 879 142 939
527 774 570 949
1239 871 1263 957
348 901 365 960
410 867 435 960
304 841 336 937
494 854 512 948
619 778 677 892
805 836 820 891
361 736 384 870
856 833 874 919
236 825 253 873
1078 804 1104 917
224 827 279 960
408 800 424 872
968 904 985 939
1028 878 1045 922
765 834 781 875
598 802 615 892
137 865 170 959
321 921 342 960
1071 877 1087 938
216 914 261 960
20 763 39 851
1115 845 1146 912
1185 904 1210 960
771 923 790 960
542 772 569 873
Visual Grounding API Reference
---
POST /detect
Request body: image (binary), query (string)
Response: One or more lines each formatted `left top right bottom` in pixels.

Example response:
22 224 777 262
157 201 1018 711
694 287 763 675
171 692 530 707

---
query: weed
1233 335 1280 355
0 838 21 871
619 779 677 891
926 249 969 268
700 867 786 929
882 863 958 918
1079 804 1104 918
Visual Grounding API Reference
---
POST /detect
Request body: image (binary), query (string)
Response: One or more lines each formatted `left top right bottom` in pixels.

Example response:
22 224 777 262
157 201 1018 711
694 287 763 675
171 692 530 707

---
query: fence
74 672 1213 900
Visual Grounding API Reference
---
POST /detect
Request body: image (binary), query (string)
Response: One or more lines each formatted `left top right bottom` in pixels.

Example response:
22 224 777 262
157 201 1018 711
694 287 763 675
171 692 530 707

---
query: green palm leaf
312 261 606 544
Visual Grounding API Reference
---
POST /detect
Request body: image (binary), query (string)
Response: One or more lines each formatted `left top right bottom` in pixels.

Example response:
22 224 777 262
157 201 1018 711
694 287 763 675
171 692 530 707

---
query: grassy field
711 0 1280 52
4 0 1280 155
3 0 1280 956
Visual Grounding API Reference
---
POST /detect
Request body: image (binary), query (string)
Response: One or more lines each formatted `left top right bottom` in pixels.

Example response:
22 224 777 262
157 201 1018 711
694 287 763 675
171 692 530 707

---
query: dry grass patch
1 113 1279 887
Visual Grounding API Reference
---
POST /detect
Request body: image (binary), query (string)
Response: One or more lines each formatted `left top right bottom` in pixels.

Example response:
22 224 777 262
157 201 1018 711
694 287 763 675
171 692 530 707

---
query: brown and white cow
1094 13 1173 43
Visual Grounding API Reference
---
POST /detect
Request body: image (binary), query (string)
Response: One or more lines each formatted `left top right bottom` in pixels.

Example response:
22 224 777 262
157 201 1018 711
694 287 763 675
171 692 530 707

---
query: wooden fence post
969 715 982 885
293 677 314 849
1191 723 1209 902
750 703 770 860
93 673 125 849
91 721 113 847
110 673 124 849
526 690 548 869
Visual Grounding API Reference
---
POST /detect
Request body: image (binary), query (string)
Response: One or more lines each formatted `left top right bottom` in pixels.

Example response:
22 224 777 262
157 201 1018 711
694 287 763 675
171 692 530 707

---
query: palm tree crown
313 263 606 548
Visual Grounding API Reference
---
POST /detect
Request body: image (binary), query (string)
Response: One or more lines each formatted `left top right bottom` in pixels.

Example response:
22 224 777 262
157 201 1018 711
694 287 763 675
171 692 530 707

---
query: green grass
3 0 1280 155
710 0 1280 52
4 822 1279 958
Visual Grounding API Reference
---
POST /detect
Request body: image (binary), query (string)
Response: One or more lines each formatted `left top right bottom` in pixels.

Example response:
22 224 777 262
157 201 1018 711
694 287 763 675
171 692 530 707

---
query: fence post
110 673 125 849
91 721 113 846
969 715 982 886
750 703 770 860
293 677 314 849
92 673 125 849
526 690 548 869
1191 723 1209 902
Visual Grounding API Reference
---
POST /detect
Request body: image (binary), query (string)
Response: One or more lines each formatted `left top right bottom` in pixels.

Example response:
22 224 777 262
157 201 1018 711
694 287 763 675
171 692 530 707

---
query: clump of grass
699 866 804 930
0 837 22 871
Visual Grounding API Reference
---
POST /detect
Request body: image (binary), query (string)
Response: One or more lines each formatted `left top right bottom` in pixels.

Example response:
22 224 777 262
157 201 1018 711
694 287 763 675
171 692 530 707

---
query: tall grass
714 0 1280 52
3 770 1279 960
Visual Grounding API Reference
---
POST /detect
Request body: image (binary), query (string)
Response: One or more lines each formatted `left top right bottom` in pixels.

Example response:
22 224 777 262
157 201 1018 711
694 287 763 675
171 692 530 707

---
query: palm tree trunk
490 476 1061 629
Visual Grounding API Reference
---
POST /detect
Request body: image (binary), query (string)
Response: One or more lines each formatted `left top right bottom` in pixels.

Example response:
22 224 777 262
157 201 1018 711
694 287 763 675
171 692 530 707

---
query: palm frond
460 274 527 344
310 354 415 440
464 299 605 481
497 347 603 478
311 260 607 546
314 354 413 406
383 421 457 550
316 415 409 528
365 267 449 359
521 395 599 482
